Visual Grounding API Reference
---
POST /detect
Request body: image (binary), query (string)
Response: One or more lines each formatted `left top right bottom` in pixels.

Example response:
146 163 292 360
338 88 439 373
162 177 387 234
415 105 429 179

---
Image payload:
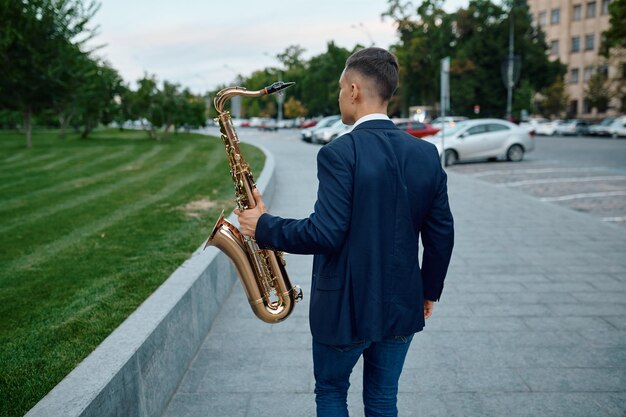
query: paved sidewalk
163 129 626 417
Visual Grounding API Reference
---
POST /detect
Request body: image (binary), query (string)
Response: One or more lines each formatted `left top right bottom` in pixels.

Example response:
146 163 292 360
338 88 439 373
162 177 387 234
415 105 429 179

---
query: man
236 47 454 417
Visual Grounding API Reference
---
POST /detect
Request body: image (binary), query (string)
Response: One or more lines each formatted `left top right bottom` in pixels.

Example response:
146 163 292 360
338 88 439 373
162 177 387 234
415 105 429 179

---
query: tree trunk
59 112 73 138
163 123 171 141
23 108 33 148
81 120 91 139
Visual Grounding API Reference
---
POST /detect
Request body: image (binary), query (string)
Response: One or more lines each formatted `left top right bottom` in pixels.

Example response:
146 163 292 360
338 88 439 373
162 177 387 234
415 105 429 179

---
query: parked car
277 119 296 129
299 119 317 128
258 118 278 131
301 115 341 143
430 116 468 130
313 119 352 144
609 116 626 138
394 119 440 138
534 120 561 136
589 117 617 136
421 118 535 166
555 119 590 136
519 118 548 134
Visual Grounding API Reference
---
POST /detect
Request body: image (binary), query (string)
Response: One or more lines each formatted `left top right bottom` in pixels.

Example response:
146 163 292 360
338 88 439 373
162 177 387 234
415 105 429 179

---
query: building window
584 65 594 81
572 36 581 52
601 0 610 15
587 1 597 17
550 40 560 55
538 11 547 26
583 99 592 114
573 4 582 20
585 33 595 50
570 68 580 83
551 8 560 24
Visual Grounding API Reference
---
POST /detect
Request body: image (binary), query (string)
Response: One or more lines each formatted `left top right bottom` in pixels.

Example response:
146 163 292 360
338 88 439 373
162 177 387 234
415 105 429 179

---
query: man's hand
234 188 267 238
424 300 435 319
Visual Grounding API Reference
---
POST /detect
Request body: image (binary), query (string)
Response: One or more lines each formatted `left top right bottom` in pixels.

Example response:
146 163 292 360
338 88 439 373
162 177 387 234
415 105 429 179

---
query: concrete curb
25 139 276 417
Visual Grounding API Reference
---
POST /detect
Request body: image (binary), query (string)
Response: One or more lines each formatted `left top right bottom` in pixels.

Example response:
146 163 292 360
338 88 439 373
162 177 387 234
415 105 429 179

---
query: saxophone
205 81 303 323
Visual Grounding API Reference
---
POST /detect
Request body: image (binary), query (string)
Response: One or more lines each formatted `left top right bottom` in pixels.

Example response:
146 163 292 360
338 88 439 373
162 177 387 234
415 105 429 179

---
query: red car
394 119 440 138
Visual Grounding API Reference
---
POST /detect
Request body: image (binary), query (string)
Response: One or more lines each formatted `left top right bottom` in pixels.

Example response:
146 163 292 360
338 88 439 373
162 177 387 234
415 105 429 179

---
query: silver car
313 119 353 144
300 115 341 143
422 118 535 166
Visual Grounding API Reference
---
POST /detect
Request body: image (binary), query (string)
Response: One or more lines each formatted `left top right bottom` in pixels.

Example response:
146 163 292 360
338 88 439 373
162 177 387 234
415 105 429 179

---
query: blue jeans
312 334 414 417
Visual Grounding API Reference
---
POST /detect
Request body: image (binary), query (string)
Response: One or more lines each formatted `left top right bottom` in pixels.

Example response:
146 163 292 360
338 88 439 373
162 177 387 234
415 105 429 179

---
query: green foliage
536 77 568 117
299 41 353 116
384 0 565 118
0 128 264 417
512 78 534 118
284 96 308 118
0 0 100 147
600 0 626 57
585 71 611 112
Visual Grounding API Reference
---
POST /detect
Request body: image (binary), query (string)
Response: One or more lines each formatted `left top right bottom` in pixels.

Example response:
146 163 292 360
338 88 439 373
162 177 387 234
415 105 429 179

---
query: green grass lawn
0 128 264 417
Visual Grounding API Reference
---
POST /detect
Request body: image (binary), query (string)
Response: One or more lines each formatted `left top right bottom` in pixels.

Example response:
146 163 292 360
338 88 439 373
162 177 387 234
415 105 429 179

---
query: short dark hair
345 47 399 102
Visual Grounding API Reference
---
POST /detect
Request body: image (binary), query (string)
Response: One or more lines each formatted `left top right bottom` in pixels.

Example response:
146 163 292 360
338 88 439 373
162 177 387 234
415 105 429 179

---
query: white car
301 115 341 143
430 116 468 130
313 119 353 144
555 119 590 136
609 116 626 138
589 117 616 136
519 118 548 134
534 120 561 136
421 118 535 166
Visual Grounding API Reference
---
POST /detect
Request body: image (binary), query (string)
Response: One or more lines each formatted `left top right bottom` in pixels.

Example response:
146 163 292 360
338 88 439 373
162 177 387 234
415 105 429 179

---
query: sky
89 0 468 93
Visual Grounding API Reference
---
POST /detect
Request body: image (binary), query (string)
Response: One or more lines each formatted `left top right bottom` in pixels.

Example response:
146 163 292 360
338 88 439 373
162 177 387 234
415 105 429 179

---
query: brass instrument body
205 82 302 323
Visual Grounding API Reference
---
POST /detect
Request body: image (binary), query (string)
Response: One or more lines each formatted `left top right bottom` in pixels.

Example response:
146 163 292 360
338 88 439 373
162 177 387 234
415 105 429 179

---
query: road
447 134 626 227
528 135 626 170
203 127 626 227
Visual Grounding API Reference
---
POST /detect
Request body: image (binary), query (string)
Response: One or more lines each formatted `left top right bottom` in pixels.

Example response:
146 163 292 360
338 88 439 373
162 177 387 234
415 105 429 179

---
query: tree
585 71 611 113
284 97 308 118
536 77 568 117
0 0 100 147
127 74 160 139
600 0 626 112
299 42 352 116
383 0 565 118
600 0 626 56
76 59 123 138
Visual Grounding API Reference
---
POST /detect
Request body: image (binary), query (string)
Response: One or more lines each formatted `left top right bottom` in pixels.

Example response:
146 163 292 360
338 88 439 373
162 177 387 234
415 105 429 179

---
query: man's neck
353 105 388 122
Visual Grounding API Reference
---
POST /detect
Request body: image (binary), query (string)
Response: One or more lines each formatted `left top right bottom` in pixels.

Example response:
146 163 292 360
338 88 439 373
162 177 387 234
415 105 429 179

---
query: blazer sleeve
255 142 354 255
420 161 454 301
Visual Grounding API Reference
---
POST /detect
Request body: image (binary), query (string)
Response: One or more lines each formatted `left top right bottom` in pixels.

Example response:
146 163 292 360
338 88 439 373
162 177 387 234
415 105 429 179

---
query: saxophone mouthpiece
264 81 295 95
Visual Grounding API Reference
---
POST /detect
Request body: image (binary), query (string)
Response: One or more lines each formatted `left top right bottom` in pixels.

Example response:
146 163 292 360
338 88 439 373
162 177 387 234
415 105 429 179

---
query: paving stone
517 367 626 392
522 316 617 331
162 393 248 417
161 129 626 417
477 393 614 417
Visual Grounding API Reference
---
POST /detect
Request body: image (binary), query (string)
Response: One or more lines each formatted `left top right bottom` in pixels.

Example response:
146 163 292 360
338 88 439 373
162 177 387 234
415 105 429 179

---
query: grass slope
0 129 264 417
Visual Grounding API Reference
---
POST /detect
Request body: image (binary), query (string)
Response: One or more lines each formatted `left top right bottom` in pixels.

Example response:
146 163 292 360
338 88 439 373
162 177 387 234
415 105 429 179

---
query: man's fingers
253 188 267 212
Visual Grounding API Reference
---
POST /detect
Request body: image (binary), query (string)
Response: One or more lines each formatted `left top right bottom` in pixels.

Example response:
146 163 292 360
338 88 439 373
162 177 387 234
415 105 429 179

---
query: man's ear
351 83 359 102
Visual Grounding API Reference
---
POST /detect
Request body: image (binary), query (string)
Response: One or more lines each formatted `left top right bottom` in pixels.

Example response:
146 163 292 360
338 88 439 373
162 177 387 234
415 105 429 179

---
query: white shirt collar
351 113 390 129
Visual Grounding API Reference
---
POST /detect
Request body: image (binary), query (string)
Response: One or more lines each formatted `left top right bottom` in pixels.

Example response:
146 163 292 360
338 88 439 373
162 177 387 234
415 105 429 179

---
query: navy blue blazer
256 119 454 345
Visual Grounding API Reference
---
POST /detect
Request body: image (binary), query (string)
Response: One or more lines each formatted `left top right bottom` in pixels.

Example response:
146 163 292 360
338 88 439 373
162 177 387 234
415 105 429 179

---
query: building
528 0 621 118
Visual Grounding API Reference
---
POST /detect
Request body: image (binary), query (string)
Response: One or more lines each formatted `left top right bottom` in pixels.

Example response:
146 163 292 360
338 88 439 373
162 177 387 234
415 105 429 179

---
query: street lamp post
263 52 286 123
506 9 515 120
